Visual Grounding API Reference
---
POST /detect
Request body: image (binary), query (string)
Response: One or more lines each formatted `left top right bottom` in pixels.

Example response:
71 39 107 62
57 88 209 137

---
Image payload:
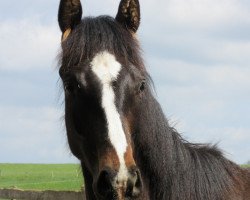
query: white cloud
141 33 250 68
0 106 77 163
83 0 118 16
151 59 250 117
0 19 60 70
209 41 250 65
147 58 250 164
140 0 250 68
142 0 250 29
151 59 250 88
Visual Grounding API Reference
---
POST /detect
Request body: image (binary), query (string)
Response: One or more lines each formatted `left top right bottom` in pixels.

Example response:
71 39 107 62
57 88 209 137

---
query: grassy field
0 164 249 192
0 164 83 191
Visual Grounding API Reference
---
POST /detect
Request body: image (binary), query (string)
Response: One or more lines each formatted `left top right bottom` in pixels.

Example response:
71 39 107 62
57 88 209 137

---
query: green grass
0 164 83 191
0 164 249 192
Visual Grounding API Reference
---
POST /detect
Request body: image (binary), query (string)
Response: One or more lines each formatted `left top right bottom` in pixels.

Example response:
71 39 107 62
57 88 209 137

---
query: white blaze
91 51 128 183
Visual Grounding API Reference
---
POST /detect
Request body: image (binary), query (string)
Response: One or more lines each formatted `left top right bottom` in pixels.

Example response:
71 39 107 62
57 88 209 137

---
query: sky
0 0 249 164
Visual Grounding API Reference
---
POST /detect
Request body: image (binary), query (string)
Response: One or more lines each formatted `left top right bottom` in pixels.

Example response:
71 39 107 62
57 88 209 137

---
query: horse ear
58 0 82 41
115 0 140 33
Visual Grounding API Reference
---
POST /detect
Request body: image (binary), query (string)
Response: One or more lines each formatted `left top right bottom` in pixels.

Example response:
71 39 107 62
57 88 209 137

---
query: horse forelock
59 16 145 74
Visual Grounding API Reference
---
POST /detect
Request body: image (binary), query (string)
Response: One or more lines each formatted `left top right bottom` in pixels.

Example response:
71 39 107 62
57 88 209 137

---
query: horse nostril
96 168 117 198
126 168 143 198
96 167 142 198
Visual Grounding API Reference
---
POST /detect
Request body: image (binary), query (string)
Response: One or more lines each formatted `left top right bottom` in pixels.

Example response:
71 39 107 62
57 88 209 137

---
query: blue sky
0 0 249 164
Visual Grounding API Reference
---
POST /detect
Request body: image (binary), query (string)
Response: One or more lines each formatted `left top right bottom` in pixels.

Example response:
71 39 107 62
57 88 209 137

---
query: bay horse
57 0 250 199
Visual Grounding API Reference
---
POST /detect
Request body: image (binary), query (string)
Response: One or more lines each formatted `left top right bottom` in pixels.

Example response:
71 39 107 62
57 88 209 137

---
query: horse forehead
91 51 122 82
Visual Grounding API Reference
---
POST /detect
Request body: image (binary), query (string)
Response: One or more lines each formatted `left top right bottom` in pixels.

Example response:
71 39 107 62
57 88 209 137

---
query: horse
57 0 250 199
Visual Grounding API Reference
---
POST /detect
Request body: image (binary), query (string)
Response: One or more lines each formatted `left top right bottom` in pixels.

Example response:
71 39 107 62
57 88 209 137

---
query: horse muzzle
95 166 142 199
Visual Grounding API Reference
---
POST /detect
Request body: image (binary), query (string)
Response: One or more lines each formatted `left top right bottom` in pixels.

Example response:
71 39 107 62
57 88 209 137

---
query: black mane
133 88 245 199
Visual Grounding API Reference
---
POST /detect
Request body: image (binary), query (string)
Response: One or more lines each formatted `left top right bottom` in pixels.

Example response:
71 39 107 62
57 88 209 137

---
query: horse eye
64 83 73 93
64 81 81 94
139 81 146 92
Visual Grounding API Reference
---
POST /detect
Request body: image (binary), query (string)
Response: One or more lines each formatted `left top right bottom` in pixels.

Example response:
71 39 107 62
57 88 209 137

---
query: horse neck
133 90 186 178
132 89 243 200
